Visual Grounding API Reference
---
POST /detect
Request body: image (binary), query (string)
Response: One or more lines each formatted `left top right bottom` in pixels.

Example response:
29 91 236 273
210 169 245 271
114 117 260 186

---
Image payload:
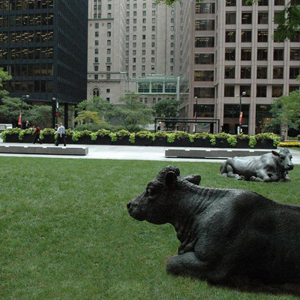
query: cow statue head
127 166 201 225
272 148 293 171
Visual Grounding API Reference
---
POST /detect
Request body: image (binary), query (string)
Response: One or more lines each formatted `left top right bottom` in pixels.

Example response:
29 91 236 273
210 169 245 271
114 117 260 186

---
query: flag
239 111 243 125
18 113 22 126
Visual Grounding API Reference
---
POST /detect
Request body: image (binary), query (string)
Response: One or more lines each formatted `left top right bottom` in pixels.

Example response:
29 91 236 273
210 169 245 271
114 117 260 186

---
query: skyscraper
0 0 88 126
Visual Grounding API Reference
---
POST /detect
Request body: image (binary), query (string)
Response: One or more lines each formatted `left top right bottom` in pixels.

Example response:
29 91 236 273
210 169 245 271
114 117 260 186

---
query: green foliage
0 67 12 98
108 92 153 132
27 104 52 127
136 131 155 141
249 136 258 148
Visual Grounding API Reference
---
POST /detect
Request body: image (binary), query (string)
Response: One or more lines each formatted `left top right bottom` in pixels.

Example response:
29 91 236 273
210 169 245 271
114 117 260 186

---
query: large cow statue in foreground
220 149 293 182
127 166 300 285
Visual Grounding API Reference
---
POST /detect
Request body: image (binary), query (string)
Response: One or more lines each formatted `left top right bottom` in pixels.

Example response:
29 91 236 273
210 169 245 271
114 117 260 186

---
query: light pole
19 95 29 128
52 97 59 128
194 96 198 133
238 91 246 134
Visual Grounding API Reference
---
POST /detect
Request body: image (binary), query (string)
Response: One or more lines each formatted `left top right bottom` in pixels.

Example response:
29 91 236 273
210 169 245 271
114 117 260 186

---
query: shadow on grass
212 280 300 297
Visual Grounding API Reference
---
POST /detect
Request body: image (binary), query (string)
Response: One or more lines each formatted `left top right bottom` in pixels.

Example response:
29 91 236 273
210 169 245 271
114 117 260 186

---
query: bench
165 148 271 159
0 145 88 156
0 124 13 132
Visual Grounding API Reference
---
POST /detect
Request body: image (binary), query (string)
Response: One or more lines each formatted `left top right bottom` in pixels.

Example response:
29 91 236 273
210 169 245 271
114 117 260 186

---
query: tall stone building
0 0 88 127
175 0 300 135
87 0 177 104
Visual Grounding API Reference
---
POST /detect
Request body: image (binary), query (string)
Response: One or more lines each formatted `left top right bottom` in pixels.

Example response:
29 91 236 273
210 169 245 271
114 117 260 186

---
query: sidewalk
1 139 300 164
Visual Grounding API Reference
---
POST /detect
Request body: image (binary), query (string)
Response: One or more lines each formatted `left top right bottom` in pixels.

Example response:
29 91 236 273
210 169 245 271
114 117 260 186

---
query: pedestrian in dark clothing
33 126 42 144
55 123 66 146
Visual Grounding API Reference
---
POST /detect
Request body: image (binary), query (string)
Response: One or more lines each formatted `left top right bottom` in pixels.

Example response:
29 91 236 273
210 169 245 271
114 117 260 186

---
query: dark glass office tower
0 0 88 125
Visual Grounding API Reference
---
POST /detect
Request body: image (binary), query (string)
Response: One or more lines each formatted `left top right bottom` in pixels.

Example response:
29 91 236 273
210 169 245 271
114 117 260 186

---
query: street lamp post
194 96 198 133
19 95 29 128
52 97 59 128
238 91 246 134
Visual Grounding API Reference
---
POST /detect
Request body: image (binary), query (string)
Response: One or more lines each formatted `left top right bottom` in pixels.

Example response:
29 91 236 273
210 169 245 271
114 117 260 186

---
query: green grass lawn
0 157 300 300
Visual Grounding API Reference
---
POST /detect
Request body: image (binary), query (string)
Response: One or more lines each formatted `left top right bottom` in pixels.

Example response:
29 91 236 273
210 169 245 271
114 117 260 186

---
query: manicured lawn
0 157 300 300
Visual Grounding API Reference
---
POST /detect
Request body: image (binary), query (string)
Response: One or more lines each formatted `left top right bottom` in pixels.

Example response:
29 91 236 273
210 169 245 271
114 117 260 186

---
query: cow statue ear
184 174 201 185
272 150 280 157
165 171 177 187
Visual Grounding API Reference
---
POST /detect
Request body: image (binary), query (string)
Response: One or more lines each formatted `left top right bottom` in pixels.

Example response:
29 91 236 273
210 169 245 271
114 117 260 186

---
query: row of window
0 13 53 27
225 48 300 61
0 0 53 10
195 68 300 82
126 25 156 32
138 83 177 94
0 47 54 59
225 12 281 25
224 66 300 79
226 0 287 6
4 80 53 93
7 63 53 76
0 30 54 43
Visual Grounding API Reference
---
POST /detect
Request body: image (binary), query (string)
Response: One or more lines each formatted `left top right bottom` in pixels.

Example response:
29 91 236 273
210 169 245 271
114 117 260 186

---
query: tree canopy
0 67 12 98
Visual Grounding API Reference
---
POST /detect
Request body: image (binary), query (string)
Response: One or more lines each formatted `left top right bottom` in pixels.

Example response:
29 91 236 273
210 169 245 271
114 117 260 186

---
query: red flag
239 111 243 125
18 113 22 126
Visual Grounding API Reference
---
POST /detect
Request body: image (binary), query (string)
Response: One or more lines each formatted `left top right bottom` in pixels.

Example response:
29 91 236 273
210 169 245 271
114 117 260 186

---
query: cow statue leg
166 252 228 283
222 164 245 180
250 170 280 182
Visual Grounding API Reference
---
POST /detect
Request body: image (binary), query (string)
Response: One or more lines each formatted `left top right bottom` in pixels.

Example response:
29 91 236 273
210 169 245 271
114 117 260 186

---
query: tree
0 67 12 98
0 97 31 126
76 96 112 119
108 92 153 131
263 91 300 139
153 99 180 130
27 105 52 128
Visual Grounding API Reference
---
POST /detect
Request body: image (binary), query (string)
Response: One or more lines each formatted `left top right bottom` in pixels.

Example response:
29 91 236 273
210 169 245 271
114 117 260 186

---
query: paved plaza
1 139 300 165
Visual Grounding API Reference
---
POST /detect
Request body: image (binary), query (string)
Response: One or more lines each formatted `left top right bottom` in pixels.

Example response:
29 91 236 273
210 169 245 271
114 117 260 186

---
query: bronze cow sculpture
127 166 300 285
220 149 293 182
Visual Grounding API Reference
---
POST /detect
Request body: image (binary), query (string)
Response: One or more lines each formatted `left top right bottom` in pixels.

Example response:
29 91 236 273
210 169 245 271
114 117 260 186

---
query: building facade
176 0 300 135
0 0 88 126
87 0 176 105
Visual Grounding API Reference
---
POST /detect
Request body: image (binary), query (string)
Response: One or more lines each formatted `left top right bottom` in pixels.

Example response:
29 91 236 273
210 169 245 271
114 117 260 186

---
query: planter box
3 133 277 149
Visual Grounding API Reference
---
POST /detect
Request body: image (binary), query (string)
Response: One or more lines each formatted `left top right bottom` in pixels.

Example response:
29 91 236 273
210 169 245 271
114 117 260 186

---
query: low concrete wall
165 148 271 159
0 145 88 156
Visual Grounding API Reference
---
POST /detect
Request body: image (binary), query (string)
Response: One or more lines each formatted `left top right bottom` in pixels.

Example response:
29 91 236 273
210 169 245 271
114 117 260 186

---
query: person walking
55 123 66 146
33 126 42 144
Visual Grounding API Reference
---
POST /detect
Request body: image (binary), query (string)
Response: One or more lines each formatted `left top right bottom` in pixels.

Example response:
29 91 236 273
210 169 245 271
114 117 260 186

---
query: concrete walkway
1 139 300 165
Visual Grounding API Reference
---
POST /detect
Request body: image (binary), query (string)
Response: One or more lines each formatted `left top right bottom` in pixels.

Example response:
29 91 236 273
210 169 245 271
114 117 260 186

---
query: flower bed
1 128 280 149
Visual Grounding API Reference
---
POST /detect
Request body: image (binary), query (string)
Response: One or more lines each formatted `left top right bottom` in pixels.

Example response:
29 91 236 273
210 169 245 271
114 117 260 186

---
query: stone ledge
165 149 271 159
0 145 88 156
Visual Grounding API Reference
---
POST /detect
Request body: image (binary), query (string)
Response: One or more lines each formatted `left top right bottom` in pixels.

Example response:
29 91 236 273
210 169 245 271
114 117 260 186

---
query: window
257 86 267 97
290 32 300 42
226 0 236 6
257 49 268 60
242 12 252 24
258 31 268 42
275 0 285 4
225 67 235 79
242 0 252 5
290 67 300 79
194 87 215 98
107 89 110 93
241 67 251 79
241 31 252 42
240 85 251 97
290 49 300 60
258 0 268 5
273 67 284 79
195 20 215 30
274 49 284 60
93 88 100 97
195 53 214 64
258 13 268 24
226 31 236 43
196 3 215 13
195 37 214 47
225 49 235 60
194 70 214 81
241 49 251 60
257 67 268 79
226 13 236 25
224 85 235 97
290 85 300 93
272 85 283 97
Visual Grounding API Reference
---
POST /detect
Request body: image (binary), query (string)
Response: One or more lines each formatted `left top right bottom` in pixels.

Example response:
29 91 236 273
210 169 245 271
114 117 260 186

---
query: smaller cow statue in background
220 149 293 182
127 166 300 285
